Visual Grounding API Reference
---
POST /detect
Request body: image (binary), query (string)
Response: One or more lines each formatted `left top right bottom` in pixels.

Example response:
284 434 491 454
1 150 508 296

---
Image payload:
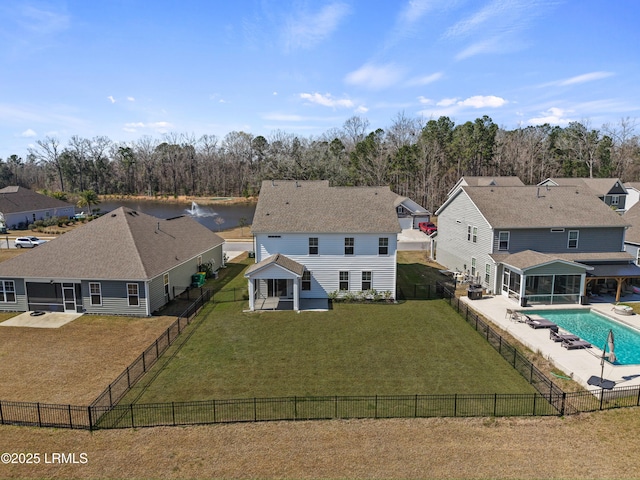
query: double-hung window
485 264 491 284
471 257 477 277
344 237 354 255
127 283 139 306
378 237 388 255
302 271 311 291
89 282 102 306
498 231 509 250
308 237 318 255
568 230 579 249
339 271 349 290
362 271 372 290
0 281 15 303
468 226 477 243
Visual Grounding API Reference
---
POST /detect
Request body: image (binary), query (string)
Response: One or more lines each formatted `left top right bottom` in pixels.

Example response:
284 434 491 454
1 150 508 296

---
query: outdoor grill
467 284 483 300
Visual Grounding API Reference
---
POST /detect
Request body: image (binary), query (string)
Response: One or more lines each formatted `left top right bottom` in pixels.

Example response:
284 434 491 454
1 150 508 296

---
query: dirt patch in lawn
0 315 176 404
2 410 640 479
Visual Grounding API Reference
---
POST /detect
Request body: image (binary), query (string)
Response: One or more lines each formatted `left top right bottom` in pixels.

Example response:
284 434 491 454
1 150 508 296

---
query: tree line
2 114 639 213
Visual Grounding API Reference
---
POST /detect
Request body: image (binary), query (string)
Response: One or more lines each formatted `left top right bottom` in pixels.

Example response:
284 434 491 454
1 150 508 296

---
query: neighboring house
435 185 638 305
394 196 431 229
245 180 401 311
446 176 525 197
623 202 640 266
0 207 224 316
538 178 628 212
624 182 640 212
0 186 75 229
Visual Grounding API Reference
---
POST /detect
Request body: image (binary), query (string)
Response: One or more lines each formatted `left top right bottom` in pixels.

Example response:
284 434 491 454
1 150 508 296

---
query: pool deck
460 294 640 393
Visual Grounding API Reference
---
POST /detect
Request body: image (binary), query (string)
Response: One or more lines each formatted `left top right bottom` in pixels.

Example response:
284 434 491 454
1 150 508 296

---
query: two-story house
435 185 636 306
245 180 401 311
538 178 628 213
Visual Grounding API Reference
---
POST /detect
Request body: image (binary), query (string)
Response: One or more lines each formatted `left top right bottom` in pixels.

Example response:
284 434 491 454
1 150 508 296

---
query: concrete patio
459 293 640 393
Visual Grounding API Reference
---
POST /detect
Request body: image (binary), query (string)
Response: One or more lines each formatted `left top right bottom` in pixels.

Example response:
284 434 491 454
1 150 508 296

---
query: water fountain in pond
186 201 218 218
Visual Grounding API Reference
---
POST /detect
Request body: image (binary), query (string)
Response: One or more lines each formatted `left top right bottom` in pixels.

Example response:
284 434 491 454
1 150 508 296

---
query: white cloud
107 96 116 104
17 5 70 35
285 2 351 51
355 105 369 113
528 107 573 126
458 95 507 108
556 71 615 86
406 72 444 86
127 96 135 102
437 97 458 107
20 128 37 137
417 96 433 105
273 92 278 96
299 92 355 109
123 121 172 133
398 0 436 24
345 63 405 90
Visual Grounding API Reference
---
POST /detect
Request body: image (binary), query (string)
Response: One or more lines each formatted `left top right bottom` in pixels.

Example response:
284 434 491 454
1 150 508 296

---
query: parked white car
14 236 47 248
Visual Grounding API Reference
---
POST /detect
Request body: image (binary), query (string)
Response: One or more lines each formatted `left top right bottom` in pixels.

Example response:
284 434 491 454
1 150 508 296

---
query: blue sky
1 0 639 158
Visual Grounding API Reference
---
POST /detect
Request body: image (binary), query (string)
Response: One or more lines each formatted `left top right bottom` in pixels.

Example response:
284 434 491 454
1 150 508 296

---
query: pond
93 199 256 232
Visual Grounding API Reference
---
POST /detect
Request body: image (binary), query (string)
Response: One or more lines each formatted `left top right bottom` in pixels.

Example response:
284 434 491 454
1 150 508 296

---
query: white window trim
362 271 372 291
339 271 349 291
471 257 477 277
498 231 509 250
89 282 102 306
378 237 389 255
485 264 491 284
0 280 16 303
309 237 319 255
568 230 579 249
163 273 170 297
127 283 139 306
344 237 354 256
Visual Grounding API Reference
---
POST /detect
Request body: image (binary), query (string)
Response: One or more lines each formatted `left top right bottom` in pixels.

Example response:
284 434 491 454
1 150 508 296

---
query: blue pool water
527 309 640 365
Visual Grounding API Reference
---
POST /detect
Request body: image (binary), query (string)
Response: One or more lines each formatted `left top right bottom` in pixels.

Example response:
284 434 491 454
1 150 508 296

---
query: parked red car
418 222 437 234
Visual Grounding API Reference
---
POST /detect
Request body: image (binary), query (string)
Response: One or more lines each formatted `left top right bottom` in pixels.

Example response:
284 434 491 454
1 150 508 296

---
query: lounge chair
550 330 580 343
525 314 559 332
561 339 592 350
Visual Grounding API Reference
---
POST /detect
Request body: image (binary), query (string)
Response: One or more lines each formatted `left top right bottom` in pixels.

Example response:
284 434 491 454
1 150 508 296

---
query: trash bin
467 284 483 300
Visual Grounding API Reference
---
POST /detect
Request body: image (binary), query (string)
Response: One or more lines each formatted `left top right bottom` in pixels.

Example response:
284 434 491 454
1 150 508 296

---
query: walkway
459 294 640 392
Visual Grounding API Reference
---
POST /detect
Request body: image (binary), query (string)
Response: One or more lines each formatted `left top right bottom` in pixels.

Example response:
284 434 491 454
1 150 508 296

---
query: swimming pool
527 309 640 365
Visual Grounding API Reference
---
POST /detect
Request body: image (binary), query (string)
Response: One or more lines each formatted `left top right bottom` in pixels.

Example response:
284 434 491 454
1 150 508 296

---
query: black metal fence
397 283 446 300
3 284 640 430
90 288 212 410
212 286 249 303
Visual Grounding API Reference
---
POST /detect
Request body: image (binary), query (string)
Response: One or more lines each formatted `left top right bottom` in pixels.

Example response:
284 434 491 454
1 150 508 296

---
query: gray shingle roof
0 207 224 280
461 176 525 187
541 178 625 196
0 186 74 214
490 250 591 271
245 253 305 276
251 180 401 234
624 202 640 245
462 186 629 229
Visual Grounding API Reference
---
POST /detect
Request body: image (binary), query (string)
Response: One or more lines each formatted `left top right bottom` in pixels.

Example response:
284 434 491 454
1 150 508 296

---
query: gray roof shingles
463 186 629 229
245 253 305 276
0 186 74 214
0 207 224 280
251 180 401 234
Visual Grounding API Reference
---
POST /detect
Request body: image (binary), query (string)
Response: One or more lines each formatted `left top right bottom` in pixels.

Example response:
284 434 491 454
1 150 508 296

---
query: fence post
88 406 93 431
213 399 217 423
375 395 378 419
37 402 42 427
126 366 131 388
155 338 159 358
68 404 73 429
108 384 113 406
498 336 502 355
529 363 534 383
142 351 146 373
0 400 3 425
294 396 297 420
414 394 418 417
637 386 640 406
560 392 566 416
254 398 257 421
335 396 338 418
130 404 135 427
454 394 457 417
493 393 497 416
533 394 537 416
172 402 176 426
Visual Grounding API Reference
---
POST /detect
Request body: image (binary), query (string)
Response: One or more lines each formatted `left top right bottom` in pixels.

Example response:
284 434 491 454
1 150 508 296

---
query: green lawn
123 255 537 403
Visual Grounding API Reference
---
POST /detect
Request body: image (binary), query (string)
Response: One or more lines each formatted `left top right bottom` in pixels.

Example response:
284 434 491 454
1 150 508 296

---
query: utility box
191 272 206 287
467 284 483 300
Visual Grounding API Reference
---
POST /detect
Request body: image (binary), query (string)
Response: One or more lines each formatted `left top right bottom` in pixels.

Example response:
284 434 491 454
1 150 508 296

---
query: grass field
124 254 537 404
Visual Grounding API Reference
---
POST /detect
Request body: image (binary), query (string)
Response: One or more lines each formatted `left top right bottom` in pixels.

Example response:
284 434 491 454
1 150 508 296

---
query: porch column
247 278 255 311
293 279 299 311
519 273 526 305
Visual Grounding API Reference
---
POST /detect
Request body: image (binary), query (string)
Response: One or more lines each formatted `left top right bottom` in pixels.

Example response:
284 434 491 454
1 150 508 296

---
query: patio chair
561 339 592 350
549 330 580 343
525 314 559 332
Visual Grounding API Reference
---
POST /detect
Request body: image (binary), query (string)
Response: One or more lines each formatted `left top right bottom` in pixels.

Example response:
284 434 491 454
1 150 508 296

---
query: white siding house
246 180 401 311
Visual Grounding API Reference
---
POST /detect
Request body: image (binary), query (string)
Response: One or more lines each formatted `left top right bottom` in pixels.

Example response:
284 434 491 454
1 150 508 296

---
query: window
163 273 170 297
378 237 389 255
637 250 640 266
302 271 311 291
362 271 372 291
471 257 477 277
498 231 509 250
611 195 619 206
568 230 579 249
468 226 477 243
89 282 102 306
127 283 139 306
0 281 15 303
309 237 318 255
339 271 349 291
197 255 202 268
344 237 354 255
485 264 491 284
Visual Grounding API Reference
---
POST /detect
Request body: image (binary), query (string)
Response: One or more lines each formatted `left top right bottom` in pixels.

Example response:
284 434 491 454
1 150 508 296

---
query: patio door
267 279 288 297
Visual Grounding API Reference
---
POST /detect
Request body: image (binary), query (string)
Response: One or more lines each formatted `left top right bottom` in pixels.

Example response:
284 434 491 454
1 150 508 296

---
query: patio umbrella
607 329 617 363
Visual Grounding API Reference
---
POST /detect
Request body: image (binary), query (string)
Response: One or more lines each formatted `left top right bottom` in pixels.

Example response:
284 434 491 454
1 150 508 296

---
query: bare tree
29 137 65 191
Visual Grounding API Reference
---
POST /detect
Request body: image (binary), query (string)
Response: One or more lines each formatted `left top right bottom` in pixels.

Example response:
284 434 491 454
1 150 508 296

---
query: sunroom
244 253 304 311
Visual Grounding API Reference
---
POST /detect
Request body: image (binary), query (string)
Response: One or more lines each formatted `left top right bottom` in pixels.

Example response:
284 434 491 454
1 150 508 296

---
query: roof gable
0 207 224 280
